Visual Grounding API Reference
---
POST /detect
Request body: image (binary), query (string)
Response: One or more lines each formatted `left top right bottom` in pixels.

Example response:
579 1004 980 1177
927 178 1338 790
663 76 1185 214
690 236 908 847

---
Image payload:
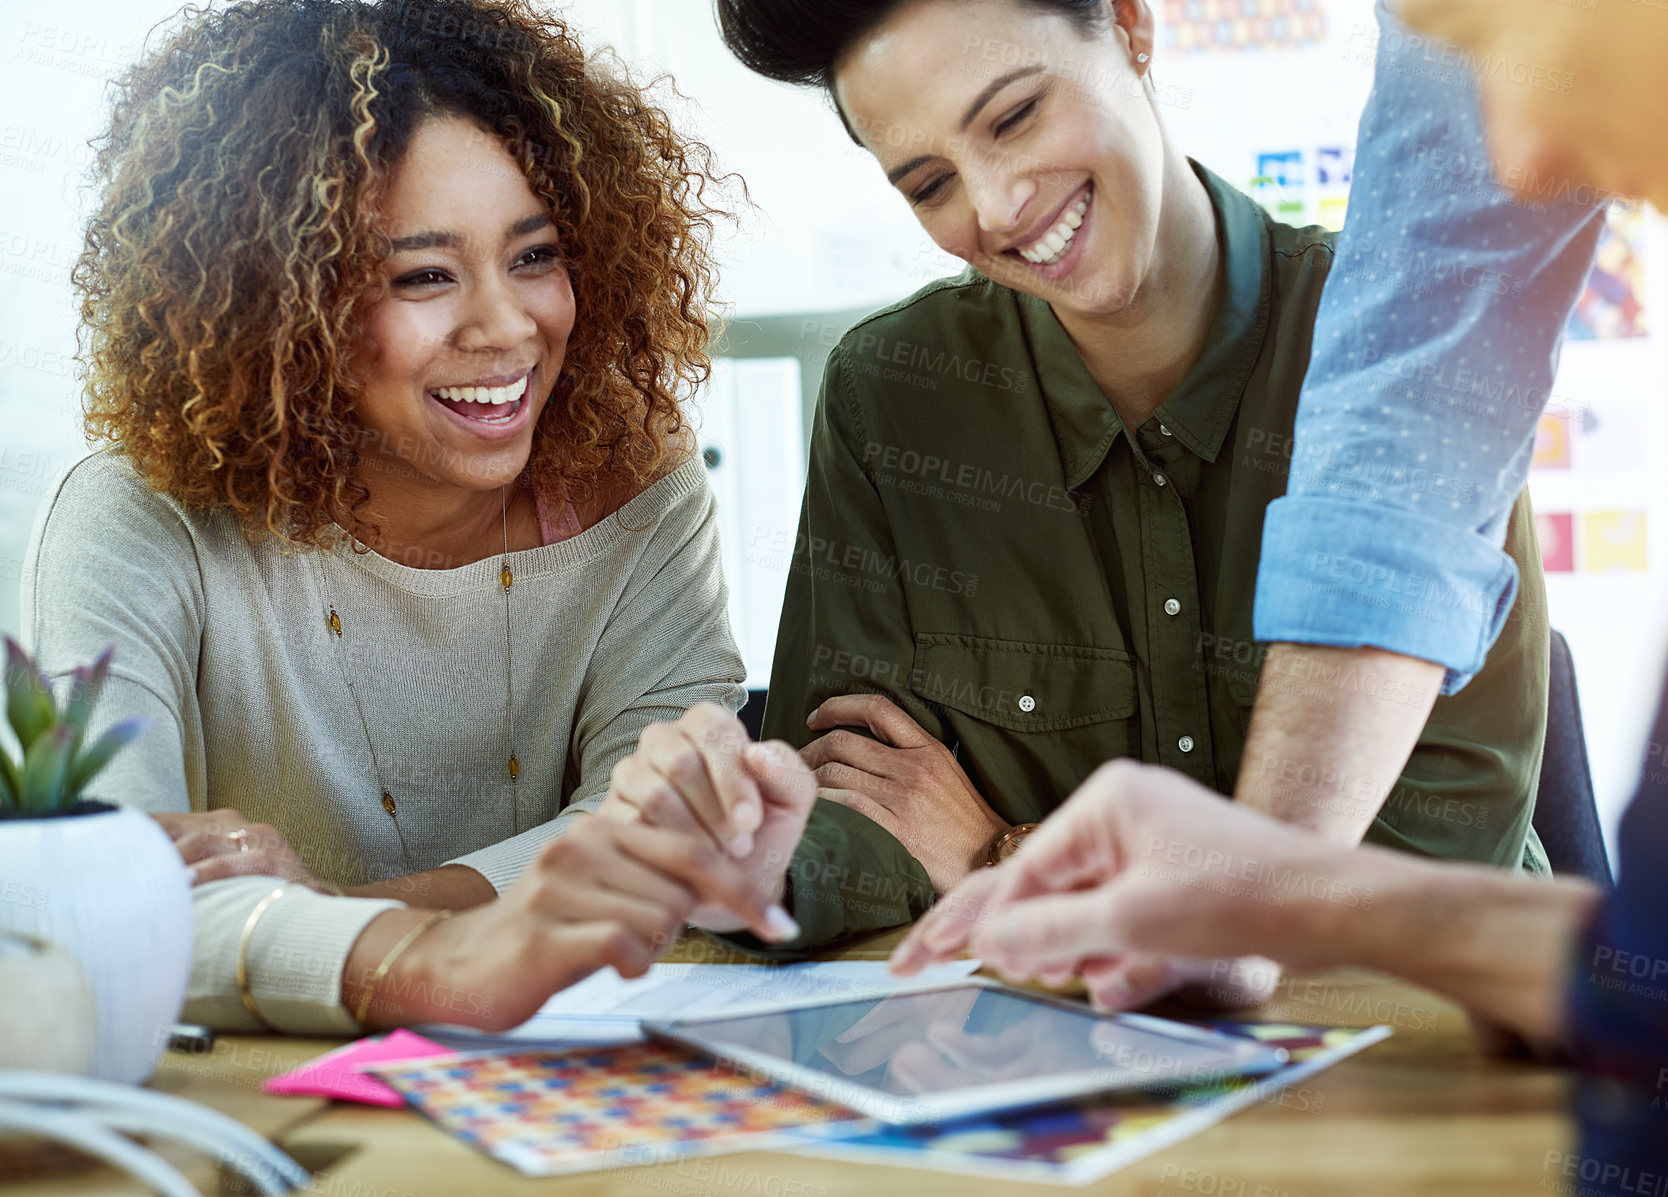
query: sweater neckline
323 458 705 597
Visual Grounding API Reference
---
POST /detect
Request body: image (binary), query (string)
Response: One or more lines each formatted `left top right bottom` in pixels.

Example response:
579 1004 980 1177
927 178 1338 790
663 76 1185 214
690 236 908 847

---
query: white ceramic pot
0 934 96 1073
0 804 193 1083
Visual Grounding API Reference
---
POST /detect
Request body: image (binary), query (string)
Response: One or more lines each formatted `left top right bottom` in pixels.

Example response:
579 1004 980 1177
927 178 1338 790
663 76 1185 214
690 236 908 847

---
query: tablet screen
657 983 1273 1103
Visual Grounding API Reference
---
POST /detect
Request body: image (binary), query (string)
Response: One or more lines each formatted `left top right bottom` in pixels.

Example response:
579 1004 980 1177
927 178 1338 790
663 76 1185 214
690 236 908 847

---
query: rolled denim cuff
1254 495 1520 695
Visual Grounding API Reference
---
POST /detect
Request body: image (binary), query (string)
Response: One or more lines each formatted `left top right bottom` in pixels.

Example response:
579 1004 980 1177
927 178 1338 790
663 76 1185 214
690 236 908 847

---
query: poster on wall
1163 0 1328 55
1533 412 1574 472
1567 204 1648 341
1538 513 1576 575
1248 145 1354 230
1581 511 1651 573
1533 399 1652 474
1536 511 1651 575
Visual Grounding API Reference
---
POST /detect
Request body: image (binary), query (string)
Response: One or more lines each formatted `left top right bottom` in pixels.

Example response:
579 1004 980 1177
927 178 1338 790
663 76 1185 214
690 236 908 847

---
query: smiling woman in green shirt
689 0 1554 953
591 0 1547 962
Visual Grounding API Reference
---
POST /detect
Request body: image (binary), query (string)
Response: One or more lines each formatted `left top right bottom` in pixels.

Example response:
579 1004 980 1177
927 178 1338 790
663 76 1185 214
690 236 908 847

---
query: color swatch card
790 1021 1392 1186
372 1042 871 1177
376 1020 1390 1182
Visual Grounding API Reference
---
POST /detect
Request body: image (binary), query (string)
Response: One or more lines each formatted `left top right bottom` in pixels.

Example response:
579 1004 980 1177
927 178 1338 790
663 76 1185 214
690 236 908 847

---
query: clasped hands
154 705 820 1030
801 693 1007 895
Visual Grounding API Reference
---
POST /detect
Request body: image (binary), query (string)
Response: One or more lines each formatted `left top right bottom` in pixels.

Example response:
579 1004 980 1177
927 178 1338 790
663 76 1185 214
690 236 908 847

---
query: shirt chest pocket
909 634 1139 821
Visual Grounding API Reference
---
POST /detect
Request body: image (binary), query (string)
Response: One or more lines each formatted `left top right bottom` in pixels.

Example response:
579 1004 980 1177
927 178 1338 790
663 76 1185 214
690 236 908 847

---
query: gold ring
229 828 249 854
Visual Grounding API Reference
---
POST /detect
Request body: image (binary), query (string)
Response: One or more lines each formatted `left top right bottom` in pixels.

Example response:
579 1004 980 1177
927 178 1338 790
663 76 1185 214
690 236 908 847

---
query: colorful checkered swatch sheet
373 1042 869 1176
373 1022 1389 1181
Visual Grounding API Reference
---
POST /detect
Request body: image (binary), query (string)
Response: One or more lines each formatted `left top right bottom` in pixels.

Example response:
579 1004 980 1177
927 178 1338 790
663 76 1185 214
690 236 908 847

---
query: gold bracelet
236 882 299 1031
353 909 452 1028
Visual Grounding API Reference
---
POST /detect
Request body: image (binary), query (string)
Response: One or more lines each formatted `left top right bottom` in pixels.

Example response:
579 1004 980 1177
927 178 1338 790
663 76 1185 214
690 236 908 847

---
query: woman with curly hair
21 0 808 1034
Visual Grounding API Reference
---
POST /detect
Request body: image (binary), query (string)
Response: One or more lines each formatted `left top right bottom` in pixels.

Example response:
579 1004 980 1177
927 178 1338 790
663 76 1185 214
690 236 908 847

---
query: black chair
740 689 769 742
1533 630 1614 887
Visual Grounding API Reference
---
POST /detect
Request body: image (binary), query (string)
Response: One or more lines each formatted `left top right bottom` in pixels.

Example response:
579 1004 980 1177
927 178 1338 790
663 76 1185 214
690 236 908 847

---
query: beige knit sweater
21 452 745 1034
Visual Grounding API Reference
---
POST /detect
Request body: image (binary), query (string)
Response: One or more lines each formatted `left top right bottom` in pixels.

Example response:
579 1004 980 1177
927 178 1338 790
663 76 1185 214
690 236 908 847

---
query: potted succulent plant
0 637 193 1083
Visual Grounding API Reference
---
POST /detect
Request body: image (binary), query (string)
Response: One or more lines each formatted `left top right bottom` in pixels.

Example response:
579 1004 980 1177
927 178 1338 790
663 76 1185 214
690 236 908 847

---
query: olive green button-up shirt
758 166 1549 951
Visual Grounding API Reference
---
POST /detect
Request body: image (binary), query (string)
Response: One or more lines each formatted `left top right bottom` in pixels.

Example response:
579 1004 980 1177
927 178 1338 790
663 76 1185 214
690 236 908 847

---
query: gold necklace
316 487 521 872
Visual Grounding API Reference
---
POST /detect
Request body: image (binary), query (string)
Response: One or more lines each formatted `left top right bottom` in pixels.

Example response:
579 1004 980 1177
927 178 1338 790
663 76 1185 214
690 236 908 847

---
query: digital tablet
642 977 1287 1125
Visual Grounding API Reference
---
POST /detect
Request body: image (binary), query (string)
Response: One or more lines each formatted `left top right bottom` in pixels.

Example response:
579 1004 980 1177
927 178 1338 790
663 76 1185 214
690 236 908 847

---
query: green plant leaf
62 647 113 746
64 717 149 801
20 725 73 814
4 637 56 753
0 748 19 811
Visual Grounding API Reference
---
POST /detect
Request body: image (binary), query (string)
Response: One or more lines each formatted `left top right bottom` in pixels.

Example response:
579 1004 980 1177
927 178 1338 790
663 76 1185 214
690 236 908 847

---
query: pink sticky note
263 1029 453 1107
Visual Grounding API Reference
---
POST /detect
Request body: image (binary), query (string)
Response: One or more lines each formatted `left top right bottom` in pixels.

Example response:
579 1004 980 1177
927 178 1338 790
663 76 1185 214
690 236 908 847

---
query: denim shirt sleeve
1253 0 1604 694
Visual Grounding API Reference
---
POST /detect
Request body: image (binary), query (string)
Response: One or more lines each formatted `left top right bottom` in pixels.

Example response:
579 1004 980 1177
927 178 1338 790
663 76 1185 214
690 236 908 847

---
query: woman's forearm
347 863 497 910
339 908 432 1030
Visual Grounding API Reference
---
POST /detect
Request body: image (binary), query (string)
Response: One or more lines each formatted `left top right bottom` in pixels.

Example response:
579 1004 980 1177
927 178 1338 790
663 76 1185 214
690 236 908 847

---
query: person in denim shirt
897 4 1665 1190
1237 0 1605 854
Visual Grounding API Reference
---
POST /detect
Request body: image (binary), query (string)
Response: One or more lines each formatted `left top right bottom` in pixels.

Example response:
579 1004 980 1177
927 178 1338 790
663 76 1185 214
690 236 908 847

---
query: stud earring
1137 52 1150 63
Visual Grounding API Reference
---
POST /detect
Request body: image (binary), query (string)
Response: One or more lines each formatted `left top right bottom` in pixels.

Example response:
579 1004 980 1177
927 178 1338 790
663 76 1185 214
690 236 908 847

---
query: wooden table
1 929 1575 1197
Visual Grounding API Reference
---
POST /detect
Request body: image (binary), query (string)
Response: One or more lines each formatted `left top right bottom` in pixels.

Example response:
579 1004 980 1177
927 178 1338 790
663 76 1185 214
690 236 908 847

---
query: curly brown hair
75 0 731 545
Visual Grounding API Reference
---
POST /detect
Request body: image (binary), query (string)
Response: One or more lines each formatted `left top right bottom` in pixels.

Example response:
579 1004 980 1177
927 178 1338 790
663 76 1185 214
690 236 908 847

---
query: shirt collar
1016 162 1273 489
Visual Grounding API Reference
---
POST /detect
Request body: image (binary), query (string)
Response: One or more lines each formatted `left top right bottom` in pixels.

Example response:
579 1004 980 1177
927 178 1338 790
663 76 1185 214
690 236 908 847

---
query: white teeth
1018 189 1093 267
1024 220 1076 265
434 376 530 406
1014 188 1094 268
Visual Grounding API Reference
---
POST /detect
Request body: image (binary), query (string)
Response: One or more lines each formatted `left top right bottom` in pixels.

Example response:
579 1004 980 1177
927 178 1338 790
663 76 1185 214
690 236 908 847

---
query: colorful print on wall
1537 513 1576 574
1568 204 1648 341
1249 145 1354 230
1533 402 1653 474
1537 511 1650 574
1533 413 1574 471
1315 146 1353 187
1580 511 1650 573
1163 0 1327 55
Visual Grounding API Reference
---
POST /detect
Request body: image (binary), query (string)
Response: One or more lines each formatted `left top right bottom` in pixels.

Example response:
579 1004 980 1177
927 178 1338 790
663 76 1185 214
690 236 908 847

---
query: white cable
94 1108 298 1197
0 1097 200 1197
0 1072 309 1192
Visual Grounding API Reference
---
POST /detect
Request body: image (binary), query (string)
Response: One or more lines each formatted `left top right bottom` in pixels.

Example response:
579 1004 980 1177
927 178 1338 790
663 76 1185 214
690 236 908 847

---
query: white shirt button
1164 598 1181 616
1154 473 1168 488
1159 424 1173 437
1178 735 1195 754
1018 695 1037 713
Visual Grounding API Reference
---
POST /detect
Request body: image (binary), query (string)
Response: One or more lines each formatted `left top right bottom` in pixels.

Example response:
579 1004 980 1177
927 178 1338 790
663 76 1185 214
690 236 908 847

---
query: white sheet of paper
422 959 982 1048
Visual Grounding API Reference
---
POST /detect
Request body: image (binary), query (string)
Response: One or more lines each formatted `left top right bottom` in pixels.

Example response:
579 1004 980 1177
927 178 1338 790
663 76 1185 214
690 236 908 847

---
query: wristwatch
985 822 1040 867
